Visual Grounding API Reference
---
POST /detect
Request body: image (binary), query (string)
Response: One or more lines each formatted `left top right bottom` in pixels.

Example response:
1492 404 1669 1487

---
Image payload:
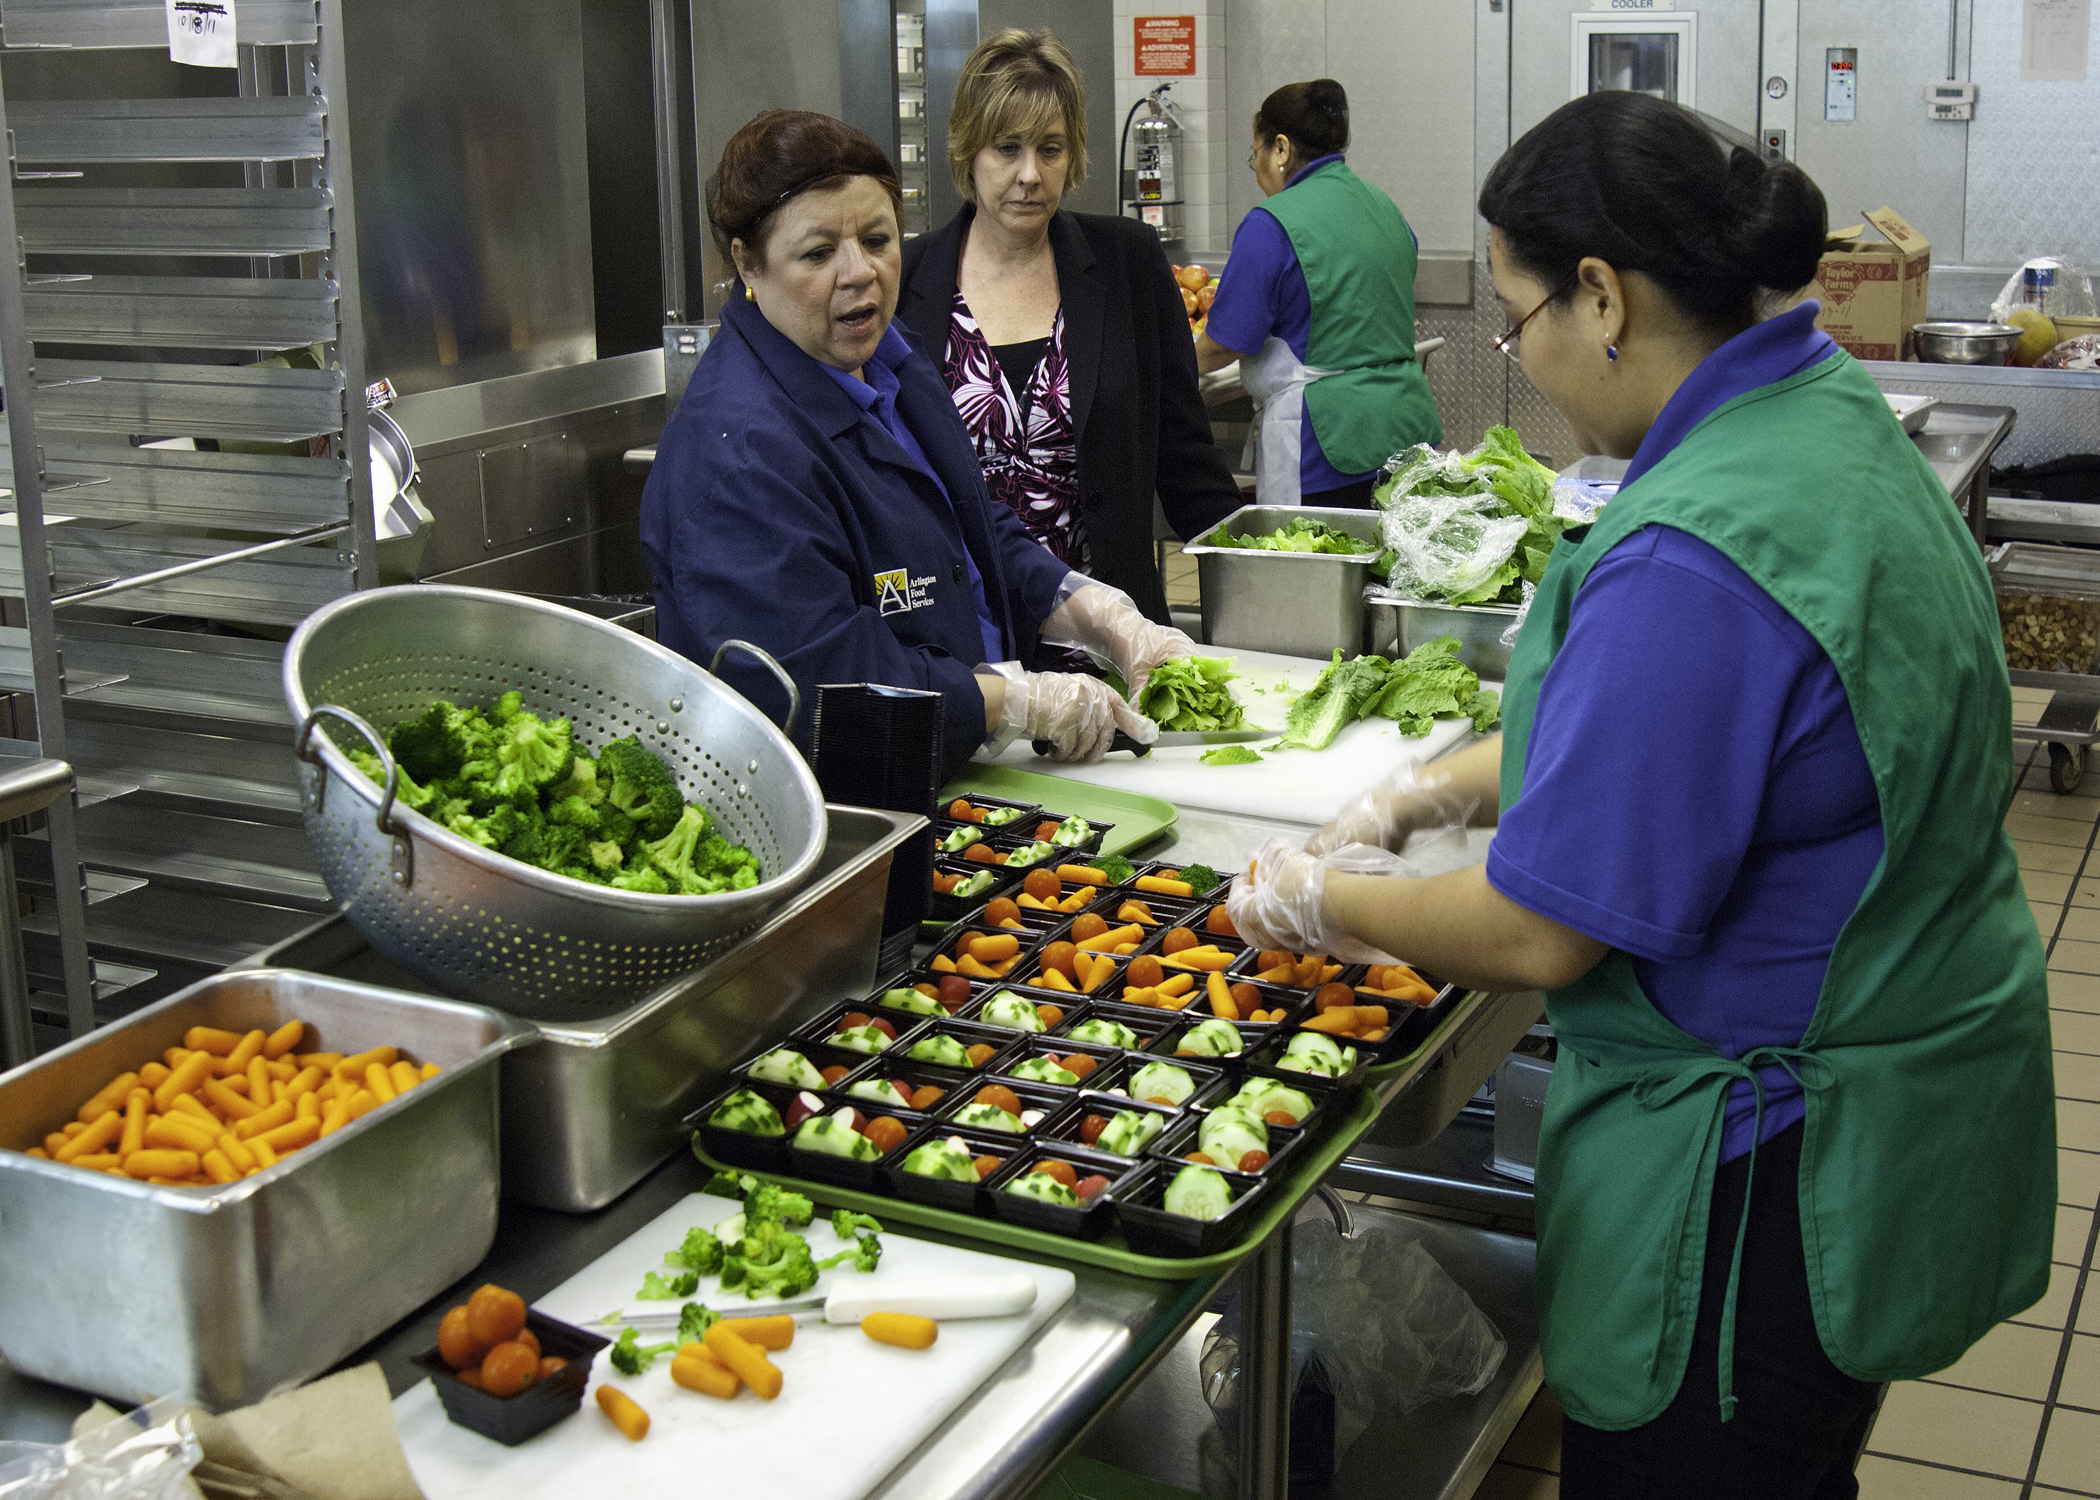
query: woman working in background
640 111 1192 771
1198 79 1441 507
899 28 1241 626
1227 92 2054 1497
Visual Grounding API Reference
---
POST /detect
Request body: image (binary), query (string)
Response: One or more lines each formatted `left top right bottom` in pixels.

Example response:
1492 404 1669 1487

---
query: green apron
1499 350 2056 1430
1258 160 1442 474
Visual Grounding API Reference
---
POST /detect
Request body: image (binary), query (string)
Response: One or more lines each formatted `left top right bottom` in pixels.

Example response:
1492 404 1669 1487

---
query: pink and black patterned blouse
941 290 1087 569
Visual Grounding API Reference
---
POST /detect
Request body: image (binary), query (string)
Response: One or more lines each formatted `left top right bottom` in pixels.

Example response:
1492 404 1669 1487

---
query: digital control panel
1825 47 1857 122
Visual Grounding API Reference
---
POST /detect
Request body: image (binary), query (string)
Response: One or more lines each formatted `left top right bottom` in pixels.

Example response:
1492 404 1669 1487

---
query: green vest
1259 160 1442 472
1499 351 2056 1430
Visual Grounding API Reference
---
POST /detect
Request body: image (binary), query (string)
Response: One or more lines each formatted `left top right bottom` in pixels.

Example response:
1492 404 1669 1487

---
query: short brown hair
947 29 1088 202
707 110 901 267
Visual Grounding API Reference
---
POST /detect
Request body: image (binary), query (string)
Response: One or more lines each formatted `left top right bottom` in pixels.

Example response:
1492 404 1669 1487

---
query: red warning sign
1134 16 1196 76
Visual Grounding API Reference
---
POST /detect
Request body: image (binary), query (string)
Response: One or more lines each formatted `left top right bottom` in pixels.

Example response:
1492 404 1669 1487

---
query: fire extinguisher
1120 82 1184 245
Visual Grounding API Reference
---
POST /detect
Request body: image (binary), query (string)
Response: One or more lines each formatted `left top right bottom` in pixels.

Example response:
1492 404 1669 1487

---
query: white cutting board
393 1194 1076 1500
991 648 1496 827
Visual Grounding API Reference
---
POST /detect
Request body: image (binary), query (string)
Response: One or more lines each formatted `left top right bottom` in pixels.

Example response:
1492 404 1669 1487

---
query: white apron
1237 335 1338 507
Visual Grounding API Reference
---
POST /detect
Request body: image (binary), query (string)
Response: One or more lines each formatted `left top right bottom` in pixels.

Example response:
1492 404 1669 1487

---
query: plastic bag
1989 258 2097 323
1378 491 1529 605
1200 1217 1508 1461
0 1400 200 1500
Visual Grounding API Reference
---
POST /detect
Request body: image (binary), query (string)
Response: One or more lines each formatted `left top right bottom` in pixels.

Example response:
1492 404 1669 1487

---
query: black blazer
899 206 1243 627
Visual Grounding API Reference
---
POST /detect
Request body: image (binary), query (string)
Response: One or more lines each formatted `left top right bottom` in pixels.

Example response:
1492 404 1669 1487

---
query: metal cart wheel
2050 742 2085 795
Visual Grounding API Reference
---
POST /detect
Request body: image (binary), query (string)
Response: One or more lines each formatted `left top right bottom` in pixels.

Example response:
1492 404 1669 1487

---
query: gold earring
745 284 756 302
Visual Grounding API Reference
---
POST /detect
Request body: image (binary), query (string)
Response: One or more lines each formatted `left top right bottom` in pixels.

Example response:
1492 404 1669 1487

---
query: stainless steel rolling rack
0 0 378 1033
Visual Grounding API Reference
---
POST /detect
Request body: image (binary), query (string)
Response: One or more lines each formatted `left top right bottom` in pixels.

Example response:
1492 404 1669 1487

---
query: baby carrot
717 1315 794 1351
595 1384 650 1440
670 1349 739 1399
703 1323 783 1399
861 1313 938 1349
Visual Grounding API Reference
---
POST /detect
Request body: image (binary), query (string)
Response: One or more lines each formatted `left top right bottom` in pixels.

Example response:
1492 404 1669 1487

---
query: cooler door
1571 12 1698 107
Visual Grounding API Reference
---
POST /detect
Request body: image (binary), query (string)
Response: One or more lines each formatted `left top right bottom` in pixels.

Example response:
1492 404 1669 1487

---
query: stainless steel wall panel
1867 362 2100 468
50 532 352 628
22 274 337 350
2 444 349 533
34 359 345 443
476 434 584 552
6 97 325 164
0 0 316 48
13 188 332 258
1964 0 2100 271
386 347 664 449
56 621 290 727
342 0 598 398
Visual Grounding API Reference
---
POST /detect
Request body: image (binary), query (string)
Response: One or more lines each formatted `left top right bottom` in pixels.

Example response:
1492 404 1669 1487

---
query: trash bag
0 1399 200 1500
1199 1217 1507 1468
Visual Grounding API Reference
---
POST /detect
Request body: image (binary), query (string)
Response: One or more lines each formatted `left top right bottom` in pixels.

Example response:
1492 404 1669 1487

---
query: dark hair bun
1478 92 1828 329
1255 79 1350 160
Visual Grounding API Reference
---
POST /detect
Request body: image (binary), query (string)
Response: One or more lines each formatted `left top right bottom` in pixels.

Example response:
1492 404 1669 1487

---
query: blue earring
1606 344 1619 362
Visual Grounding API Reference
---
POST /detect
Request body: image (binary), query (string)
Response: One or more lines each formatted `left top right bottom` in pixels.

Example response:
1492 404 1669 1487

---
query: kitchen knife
1031 727 1276 758
602 1271 1038 1327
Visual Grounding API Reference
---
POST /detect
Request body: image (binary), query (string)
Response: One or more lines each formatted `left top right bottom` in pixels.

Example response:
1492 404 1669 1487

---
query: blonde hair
947 28 1088 202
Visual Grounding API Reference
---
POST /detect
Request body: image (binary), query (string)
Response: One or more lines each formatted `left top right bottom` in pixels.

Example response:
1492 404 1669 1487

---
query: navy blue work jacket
640 292 1072 772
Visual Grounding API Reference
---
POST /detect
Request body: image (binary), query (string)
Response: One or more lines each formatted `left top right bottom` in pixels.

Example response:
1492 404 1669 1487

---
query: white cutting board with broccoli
992 647 1493 827
392 1192 1075 1500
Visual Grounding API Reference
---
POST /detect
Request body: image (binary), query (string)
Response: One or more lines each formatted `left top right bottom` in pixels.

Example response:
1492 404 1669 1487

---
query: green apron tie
1632 1049 1834 1420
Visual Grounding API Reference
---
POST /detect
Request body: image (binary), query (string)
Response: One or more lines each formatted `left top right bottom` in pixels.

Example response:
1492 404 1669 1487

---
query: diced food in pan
1094 1109 1165 1158
1174 1019 1243 1058
1164 1163 1233 1221
1278 1032 1357 1077
1128 1061 1197 1106
709 1088 785 1136
747 1048 824 1089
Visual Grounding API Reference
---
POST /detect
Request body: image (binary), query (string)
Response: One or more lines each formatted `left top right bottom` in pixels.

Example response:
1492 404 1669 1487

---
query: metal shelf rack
0 0 375 1039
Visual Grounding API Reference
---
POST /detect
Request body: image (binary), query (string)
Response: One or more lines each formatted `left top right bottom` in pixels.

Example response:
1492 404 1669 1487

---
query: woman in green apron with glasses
1228 92 2056 1498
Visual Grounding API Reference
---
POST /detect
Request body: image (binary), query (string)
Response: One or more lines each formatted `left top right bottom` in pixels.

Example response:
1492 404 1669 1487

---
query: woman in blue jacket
642 111 1193 772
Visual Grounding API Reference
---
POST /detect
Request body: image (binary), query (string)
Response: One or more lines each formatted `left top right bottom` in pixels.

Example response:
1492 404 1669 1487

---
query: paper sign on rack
167 0 236 68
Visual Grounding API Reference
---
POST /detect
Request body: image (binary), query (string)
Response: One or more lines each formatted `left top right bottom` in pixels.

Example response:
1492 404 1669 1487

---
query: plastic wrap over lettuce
1369 427 1568 606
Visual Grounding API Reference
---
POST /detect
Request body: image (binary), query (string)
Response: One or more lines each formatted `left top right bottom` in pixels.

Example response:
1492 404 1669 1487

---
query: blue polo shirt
1487 303 1883 1163
821 325 1005 665
1206 153 1417 496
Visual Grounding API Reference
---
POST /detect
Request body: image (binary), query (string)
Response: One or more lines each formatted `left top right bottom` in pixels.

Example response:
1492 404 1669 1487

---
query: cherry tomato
914 981 940 999
537 1356 569 1380
1240 1150 1270 1172
975 1084 1023 1117
963 843 1000 863
1127 955 1164 989
1075 1173 1111 1200
480 1339 539 1398
1036 1004 1064 1029
1185 1151 1216 1165
868 1016 898 1041
1035 821 1061 841
984 897 1021 925
932 872 962 894
973 1155 1003 1179
965 1043 997 1068
909 1084 947 1110
1070 913 1109 942
819 1065 851 1085
438 1305 487 1370
1041 941 1080 980
842 1011 871 1030
938 975 972 1011
1258 950 1292 972
1264 1108 1299 1127
1205 906 1238 937
949 799 982 822
464 1284 527 1348
1231 983 1261 1012
862 1116 909 1153
1032 1159 1078 1187
1061 1053 1097 1079
1079 1113 1109 1145
1022 867 1060 900
1313 983 1355 1013
1161 927 1198 955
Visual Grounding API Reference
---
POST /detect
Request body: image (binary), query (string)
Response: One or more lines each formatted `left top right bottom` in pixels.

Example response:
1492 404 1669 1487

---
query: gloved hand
1038 578 1197 700
1305 760 1477 857
1226 837 1404 965
1005 669 1160 763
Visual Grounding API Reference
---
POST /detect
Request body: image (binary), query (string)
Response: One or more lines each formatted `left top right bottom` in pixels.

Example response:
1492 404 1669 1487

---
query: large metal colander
283 585 828 1020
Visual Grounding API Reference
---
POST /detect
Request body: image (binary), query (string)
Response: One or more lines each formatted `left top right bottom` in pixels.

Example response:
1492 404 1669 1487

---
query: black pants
1560 1121 1885 1500
1302 475 1381 509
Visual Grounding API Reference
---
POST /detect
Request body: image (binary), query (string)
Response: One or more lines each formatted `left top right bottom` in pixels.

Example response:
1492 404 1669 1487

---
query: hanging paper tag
166 0 236 68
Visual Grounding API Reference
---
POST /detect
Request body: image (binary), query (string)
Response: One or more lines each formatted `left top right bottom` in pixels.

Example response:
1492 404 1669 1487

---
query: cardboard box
1811 207 1931 361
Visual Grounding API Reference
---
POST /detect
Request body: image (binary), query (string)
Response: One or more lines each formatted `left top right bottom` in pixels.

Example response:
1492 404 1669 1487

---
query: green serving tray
694 1082 1382 1282
939 769 1177 859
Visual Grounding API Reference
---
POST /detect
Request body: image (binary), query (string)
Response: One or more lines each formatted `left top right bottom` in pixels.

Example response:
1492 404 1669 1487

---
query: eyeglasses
1491 270 1578 362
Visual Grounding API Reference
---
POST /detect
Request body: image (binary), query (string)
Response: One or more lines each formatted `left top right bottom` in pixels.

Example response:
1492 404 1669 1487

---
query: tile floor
1480 694 2100 1497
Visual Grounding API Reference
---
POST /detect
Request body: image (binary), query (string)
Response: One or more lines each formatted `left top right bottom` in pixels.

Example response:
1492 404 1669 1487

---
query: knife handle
822 1272 1038 1324
1031 731 1152 759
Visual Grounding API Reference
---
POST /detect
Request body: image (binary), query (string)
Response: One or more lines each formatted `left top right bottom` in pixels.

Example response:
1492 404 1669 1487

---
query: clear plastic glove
1306 759 1477 857
999 668 1160 763
1038 576 1197 699
1225 837 1403 965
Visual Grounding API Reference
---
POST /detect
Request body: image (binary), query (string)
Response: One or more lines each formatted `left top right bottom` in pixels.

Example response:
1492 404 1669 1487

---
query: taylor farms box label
1812 207 1931 362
